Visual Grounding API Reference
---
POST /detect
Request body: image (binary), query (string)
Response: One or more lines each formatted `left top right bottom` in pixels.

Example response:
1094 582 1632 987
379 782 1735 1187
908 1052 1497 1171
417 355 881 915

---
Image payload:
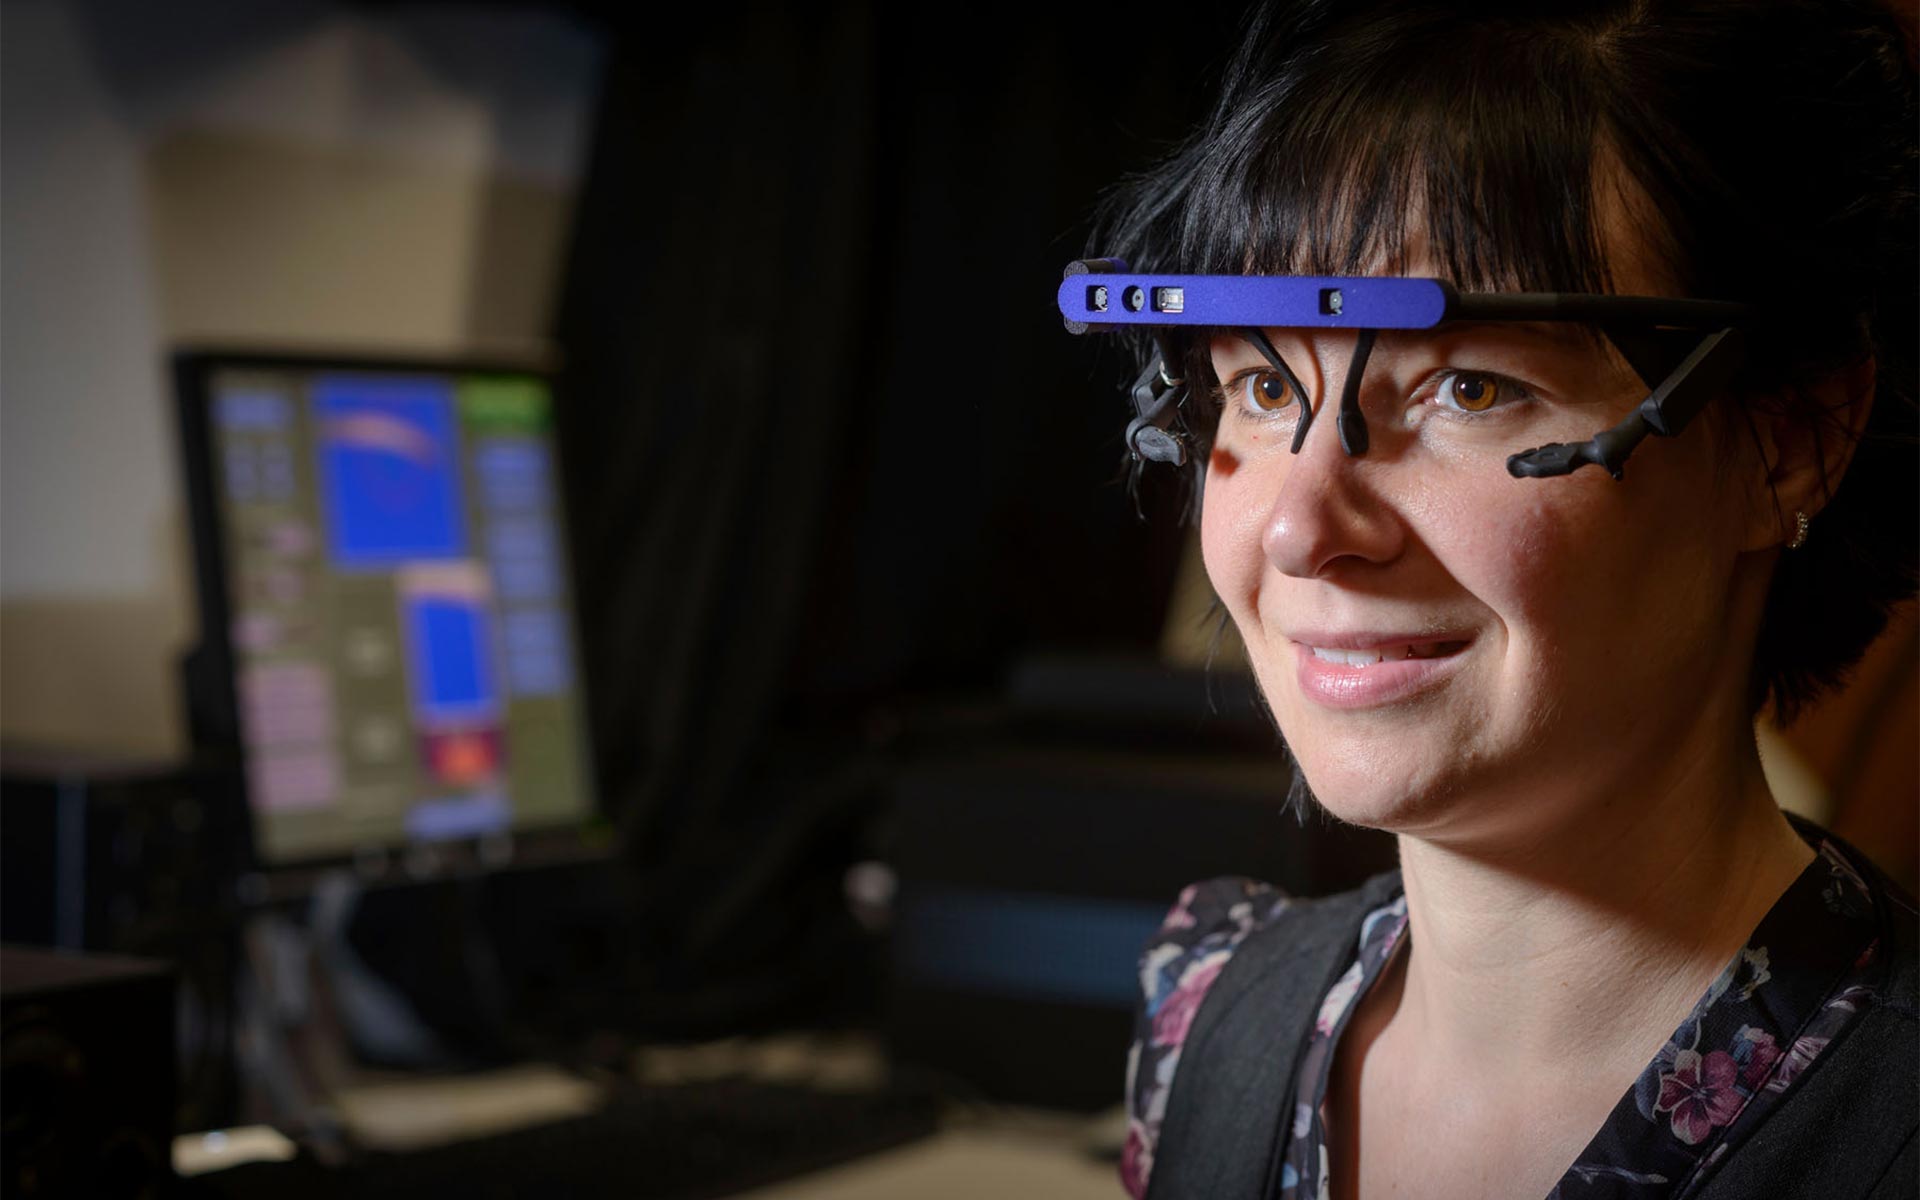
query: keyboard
190 1078 942 1199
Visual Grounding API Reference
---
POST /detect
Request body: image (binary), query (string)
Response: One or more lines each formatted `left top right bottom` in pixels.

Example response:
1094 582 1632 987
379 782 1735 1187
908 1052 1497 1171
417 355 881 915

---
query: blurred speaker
2 946 176 1199
0 746 243 1131
0 747 238 951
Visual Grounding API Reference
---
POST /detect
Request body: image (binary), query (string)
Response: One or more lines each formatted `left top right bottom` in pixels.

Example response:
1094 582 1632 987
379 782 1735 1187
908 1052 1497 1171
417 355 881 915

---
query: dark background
547 0 1256 1024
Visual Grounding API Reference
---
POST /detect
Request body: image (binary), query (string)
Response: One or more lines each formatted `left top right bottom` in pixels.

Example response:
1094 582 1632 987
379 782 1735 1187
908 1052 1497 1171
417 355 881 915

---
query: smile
1290 636 1473 708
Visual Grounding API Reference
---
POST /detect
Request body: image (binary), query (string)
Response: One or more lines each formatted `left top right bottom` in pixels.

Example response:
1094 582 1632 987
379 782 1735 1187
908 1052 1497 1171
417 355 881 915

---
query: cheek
1425 476 1601 634
1440 467 1711 676
1200 449 1269 616
1490 493 1582 617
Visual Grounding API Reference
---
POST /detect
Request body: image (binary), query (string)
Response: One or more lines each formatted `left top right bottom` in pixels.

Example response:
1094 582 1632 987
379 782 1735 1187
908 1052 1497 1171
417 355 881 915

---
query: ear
1739 356 1875 553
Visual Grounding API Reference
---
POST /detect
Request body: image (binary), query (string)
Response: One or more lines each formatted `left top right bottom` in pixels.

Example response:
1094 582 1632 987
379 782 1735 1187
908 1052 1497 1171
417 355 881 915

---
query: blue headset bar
1057 271 1451 334
1057 267 1749 335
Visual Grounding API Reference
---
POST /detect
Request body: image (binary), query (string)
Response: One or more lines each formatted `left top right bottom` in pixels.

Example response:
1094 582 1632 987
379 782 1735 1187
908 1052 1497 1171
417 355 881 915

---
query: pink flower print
1151 956 1224 1047
1732 1027 1782 1090
1825 984 1873 1015
1314 961 1364 1037
1656 1049 1744 1145
1120 1121 1151 1199
1766 1035 1830 1094
1163 885 1201 929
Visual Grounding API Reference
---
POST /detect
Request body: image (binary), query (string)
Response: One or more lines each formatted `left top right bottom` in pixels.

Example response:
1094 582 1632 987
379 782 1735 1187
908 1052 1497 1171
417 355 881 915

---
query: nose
1258 342 1405 579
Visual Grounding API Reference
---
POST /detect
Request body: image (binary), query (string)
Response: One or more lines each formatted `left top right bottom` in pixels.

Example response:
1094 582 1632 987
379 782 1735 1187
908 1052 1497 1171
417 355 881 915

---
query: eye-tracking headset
1058 259 1755 481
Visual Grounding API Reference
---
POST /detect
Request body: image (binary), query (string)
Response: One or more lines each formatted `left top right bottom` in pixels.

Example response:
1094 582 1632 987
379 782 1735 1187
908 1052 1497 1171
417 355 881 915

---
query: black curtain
554 0 1239 1021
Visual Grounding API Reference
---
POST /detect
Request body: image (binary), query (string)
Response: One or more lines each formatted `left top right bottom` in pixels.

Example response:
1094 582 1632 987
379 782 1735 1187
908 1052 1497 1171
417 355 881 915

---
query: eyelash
1421 369 1536 415
1205 370 1290 416
1209 367 1537 419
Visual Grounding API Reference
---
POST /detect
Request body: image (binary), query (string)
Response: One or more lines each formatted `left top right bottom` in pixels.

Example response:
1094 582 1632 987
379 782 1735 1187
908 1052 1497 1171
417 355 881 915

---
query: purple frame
1057 273 1452 331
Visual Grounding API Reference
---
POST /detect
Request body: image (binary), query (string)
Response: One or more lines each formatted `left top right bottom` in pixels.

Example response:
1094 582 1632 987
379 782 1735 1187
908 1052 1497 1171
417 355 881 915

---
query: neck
1389 728 1814 1087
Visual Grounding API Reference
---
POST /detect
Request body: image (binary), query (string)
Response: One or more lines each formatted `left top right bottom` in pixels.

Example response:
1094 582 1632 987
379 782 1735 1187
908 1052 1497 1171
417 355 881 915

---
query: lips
1290 634 1472 708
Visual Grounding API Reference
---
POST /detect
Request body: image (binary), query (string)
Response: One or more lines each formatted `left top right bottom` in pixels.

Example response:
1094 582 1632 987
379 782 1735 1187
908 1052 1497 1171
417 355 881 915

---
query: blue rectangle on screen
407 793 511 841
502 609 570 695
474 438 550 513
218 389 291 431
487 518 559 602
313 377 467 567
405 595 498 721
895 886 1168 1008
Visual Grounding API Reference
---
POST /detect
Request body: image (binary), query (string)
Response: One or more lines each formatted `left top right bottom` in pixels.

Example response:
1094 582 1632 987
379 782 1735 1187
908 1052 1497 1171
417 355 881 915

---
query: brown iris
1444 372 1501 413
1246 370 1292 412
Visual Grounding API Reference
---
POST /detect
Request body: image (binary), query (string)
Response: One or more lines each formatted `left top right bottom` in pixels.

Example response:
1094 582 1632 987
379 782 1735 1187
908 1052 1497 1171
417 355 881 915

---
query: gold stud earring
1788 510 1810 550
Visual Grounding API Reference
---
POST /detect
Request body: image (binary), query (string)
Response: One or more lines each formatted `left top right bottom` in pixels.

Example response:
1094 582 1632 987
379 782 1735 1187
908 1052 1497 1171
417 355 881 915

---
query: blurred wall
0 0 604 756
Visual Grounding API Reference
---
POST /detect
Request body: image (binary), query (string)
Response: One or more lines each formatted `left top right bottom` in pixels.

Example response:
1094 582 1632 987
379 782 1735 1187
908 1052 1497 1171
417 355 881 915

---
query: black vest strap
1145 869 1404 1200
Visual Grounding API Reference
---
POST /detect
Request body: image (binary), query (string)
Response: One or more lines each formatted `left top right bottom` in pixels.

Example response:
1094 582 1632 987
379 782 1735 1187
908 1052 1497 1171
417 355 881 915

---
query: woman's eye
1240 370 1293 413
1433 371 1509 414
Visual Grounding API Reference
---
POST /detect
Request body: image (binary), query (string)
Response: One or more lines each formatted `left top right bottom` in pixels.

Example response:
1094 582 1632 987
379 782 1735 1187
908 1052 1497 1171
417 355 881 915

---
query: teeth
1312 646 1385 666
1309 642 1449 666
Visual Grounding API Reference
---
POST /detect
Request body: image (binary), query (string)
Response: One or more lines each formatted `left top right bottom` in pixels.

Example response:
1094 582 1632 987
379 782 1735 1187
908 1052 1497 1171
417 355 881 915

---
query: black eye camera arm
1507 327 1746 480
1125 331 1190 466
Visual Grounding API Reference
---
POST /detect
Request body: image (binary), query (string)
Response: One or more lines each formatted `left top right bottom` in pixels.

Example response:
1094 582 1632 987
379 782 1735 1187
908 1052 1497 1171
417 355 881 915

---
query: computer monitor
174 351 597 867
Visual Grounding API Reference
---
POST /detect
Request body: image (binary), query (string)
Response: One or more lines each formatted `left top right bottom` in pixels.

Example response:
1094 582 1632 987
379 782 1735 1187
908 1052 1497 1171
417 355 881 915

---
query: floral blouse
1121 830 1887 1200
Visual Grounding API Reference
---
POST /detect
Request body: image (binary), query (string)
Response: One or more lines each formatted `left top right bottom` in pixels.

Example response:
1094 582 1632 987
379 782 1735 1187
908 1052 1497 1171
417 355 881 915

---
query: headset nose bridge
1333 328 1377 457
1241 326 1377 459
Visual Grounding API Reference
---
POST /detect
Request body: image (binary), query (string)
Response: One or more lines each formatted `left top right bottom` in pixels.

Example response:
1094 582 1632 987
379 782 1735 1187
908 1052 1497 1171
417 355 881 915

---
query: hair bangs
1176 16 1620 299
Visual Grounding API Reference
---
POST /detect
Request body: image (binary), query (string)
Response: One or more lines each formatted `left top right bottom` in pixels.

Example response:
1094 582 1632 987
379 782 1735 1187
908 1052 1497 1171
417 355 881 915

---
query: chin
1256 650 1519 838
1295 768 1439 833
1280 727 1477 835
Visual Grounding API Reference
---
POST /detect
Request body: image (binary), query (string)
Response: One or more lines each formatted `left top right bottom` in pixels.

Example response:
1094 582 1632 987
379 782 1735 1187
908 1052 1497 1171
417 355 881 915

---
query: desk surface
187 1033 1130 1198
736 1125 1121 1200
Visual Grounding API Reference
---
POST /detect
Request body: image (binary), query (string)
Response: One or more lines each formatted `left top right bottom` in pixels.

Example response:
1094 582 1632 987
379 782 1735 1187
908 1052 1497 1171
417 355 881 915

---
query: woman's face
1200 250 1765 841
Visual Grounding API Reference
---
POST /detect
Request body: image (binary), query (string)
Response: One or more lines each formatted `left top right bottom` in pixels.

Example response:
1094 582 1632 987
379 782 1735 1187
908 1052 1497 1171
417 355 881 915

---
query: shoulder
1783 855 1918 1200
1136 877 1293 1034
1120 872 1401 1200
1702 822 1917 1199
1120 877 1290 1199
1134 871 1404 1012
1800 816 1917 1015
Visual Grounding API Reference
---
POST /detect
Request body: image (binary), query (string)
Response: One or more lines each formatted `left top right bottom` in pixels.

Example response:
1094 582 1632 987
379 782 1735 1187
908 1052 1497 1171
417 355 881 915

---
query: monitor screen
179 355 595 864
